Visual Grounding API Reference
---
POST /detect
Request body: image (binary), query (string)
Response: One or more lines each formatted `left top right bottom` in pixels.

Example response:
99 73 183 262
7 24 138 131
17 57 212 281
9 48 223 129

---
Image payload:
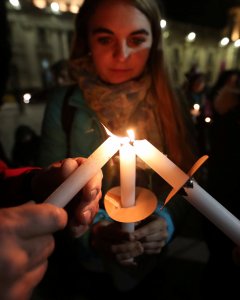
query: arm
0 160 41 206
0 158 103 300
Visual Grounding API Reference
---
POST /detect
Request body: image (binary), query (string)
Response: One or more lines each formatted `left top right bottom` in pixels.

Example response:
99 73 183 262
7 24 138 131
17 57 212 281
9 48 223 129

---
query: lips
110 68 131 72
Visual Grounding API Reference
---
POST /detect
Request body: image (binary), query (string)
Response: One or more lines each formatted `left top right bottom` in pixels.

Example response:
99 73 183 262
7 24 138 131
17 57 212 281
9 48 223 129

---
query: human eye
128 36 147 47
97 35 112 45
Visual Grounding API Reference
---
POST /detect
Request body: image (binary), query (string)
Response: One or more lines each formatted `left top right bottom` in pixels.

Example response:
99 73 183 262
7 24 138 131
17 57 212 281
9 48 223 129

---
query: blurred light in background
160 19 167 29
186 32 196 42
32 0 84 14
23 93 31 104
9 0 21 9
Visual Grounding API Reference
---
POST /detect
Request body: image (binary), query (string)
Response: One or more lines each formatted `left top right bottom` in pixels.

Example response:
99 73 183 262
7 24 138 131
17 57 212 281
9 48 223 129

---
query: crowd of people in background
0 0 240 300
181 66 240 298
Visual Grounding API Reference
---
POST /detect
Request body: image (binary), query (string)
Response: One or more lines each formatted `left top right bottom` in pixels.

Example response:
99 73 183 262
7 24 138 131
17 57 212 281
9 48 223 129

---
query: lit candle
45 136 120 208
183 179 240 246
120 130 136 232
190 103 201 123
191 103 201 116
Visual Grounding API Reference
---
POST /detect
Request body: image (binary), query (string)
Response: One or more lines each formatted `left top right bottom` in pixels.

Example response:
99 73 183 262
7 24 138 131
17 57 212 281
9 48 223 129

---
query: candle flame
102 124 114 137
102 124 135 144
127 129 135 142
193 103 200 110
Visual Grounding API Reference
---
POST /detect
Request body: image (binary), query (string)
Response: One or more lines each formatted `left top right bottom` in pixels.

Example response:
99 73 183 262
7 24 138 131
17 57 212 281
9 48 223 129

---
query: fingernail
82 210 92 224
70 225 89 238
90 189 98 200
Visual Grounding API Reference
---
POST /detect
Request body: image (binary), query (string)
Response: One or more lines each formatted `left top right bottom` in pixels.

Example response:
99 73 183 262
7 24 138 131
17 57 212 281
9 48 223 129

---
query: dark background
159 0 240 29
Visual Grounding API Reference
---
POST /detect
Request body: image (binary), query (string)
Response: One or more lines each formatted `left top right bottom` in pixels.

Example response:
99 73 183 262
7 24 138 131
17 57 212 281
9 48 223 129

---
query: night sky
159 0 239 29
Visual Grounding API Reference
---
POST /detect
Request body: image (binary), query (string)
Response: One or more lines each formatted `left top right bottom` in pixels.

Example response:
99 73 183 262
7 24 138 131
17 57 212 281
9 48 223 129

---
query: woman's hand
132 215 168 254
31 157 103 237
90 214 168 266
91 221 144 266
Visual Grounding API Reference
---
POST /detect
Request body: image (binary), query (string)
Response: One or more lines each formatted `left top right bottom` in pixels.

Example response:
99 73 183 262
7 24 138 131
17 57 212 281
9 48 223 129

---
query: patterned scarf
70 56 164 152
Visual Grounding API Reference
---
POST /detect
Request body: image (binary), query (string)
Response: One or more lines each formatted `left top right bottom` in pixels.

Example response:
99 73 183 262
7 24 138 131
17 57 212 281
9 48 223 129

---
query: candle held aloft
45 136 120 208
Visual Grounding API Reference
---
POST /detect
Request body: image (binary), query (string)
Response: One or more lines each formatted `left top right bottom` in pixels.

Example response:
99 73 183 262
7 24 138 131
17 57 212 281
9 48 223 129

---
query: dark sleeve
0 161 41 207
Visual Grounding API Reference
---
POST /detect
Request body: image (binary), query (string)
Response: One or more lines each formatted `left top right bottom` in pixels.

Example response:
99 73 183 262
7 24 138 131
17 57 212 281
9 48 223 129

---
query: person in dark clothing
36 1 205 299
11 125 41 167
201 70 240 299
0 0 11 106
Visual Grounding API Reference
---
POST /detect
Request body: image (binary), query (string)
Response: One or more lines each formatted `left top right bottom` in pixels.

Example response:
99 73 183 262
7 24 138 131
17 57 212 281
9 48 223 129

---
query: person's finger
60 158 79 178
3 261 48 300
69 224 89 238
22 235 55 271
66 166 103 226
32 158 81 202
15 203 67 237
74 193 101 225
75 157 86 165
82 169 103 202
0 233 53 283
113 241 144 261
141 240 166 254
111 241 143 255
139 231 168 243
77 170 103 217
133 218 167 240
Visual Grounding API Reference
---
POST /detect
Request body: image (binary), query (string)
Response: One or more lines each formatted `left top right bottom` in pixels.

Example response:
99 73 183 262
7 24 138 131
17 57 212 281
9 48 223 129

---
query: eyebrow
92 27 150 36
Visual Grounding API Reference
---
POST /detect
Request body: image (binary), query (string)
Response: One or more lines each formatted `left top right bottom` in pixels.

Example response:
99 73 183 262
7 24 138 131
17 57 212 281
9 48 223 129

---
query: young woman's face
88 0 153 84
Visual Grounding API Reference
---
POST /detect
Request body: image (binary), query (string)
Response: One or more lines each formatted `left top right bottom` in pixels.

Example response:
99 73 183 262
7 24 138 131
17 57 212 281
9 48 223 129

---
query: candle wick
184 178 194 188
129 140 134 146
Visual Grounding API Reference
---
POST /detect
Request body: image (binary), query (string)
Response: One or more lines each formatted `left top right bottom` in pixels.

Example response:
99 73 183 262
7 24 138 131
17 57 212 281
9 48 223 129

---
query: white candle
45 136 120 208
134 139 188 190
120 142 136 208
134 139 240 246
184 179 240 246
120 141 136 232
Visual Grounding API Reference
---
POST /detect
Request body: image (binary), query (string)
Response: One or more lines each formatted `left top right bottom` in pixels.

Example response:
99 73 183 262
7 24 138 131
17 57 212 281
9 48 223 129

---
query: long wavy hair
69 0 197 171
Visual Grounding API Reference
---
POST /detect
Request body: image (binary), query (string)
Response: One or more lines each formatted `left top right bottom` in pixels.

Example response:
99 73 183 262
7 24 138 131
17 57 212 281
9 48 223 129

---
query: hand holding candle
44 122 240 248
104 131 157 228
44 136 120 208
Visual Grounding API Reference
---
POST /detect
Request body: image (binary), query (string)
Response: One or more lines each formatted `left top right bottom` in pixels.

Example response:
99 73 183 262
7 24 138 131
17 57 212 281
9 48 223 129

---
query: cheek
91 50 109 71
133 49 151 72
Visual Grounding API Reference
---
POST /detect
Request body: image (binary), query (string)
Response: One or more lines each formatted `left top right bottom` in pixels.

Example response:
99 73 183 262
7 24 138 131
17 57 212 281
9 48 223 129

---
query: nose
113 41 131 61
